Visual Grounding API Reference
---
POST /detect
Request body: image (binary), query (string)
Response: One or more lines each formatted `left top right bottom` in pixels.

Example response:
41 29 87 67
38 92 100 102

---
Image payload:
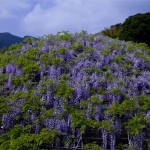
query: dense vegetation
0 31 150 149
102 12 150 46
102 23 122 39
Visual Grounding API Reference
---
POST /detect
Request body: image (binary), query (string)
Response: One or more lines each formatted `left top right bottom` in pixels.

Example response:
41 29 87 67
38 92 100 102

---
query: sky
0 0 149 37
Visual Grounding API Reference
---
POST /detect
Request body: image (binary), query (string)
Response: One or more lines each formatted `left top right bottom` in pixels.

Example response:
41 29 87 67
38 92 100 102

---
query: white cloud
0 0 149 36
22 0 125 36
0 0 31 10
0 9 14 19
0 0 31 19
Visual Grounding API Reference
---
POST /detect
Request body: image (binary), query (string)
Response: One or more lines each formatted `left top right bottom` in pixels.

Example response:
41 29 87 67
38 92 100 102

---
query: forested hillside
0 31 150 149
0 33 36 49
102 12 150 46
0 33 23 49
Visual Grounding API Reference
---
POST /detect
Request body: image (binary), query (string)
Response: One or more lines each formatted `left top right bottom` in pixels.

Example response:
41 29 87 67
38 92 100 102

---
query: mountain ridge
0 32 35 49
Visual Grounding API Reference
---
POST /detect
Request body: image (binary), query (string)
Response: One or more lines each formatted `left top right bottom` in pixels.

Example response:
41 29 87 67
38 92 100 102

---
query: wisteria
102 129 108 150
0 32 150 149
109 133 116 150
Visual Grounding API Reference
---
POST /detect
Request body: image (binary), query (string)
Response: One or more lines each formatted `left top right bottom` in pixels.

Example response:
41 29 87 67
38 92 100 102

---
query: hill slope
102 12 150 46
0 32 23 49
0 32 36 49
0 31 150 149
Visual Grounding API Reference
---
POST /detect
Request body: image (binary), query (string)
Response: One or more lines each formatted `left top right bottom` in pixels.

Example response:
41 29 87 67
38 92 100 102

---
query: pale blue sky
0 0 149 37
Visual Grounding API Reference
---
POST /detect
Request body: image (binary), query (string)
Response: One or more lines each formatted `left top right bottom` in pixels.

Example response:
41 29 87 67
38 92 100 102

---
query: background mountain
0 32 35 49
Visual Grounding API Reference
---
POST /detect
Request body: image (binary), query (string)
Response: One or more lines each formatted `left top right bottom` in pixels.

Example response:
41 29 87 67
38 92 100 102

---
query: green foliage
102 12 150 46
23 37 35 44
138 95 150 110
57 47 67 54
39 52 53 66
40 78 53 94
55 80 74 101
78 30 88 38
12 76 25 87
84 142 102 150
120 12 150 46
83 66 102 74
60 74 70 80
85 47 95 53
121 99 136 112
8 43 23 51
15 48 39 68
105 98 139 118
69 107 99 130
70 42 84 52
102 23 122 38
0 74 8 85
0 124 57 150
45 109 54 118
22 91 42 112
105 101 123 116
112 88 123 94
58 31 74 41
113 55 125 63
6 91 28 105
24 48 39 61
0 96 11 126
97 87 105 94
118 144 136 150
80 95 103 119
136 43 150 55
101 65 109 72
40 51 64 66
134 51 149 62
17 56 34 67
100 119 113 132
51 57 64 66
101 48 111 56
89 86 95 95
125 115 148 135
0 53 11 67
104 71 116 81
0 47 8 54
88 95 103 105
0 132 10 150
70 108 85 128
35 128 56 146
23 63 41 79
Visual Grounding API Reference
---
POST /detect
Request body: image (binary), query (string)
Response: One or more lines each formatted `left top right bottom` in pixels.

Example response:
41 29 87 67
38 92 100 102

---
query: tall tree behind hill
102 12 150 46
120 12 150 46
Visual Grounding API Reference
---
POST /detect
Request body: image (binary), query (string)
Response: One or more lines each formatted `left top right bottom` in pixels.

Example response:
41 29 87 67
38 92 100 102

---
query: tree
102 23 122 38
102 12 150 46
120 12 150 45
